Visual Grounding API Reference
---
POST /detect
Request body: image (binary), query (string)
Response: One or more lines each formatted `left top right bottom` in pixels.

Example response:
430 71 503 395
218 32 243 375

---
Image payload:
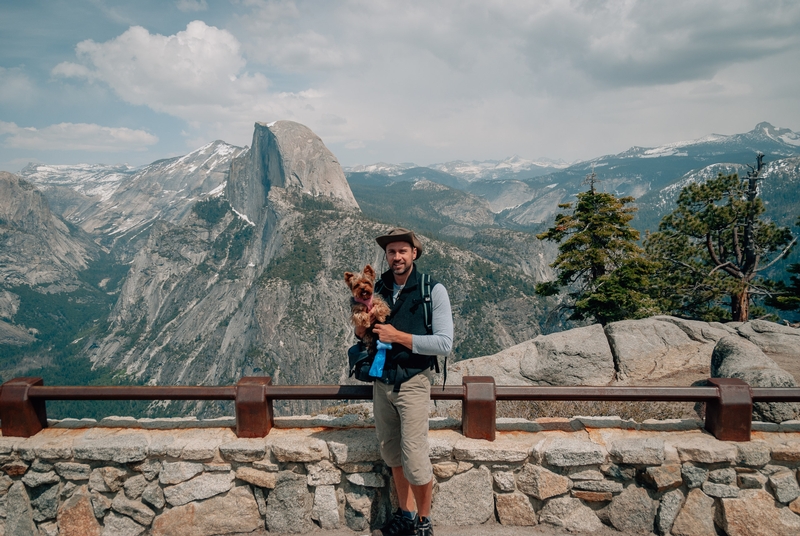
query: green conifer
766 216 800 322
536 172 659 325
646 156 795 322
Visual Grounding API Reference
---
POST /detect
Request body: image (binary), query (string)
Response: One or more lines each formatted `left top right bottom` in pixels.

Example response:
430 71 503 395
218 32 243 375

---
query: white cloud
56 22 255 107
51 62 97 81
0 121 158 152
51 20 326 147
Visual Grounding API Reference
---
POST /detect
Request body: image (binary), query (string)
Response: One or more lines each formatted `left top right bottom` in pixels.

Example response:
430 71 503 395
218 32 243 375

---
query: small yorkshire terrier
344 264 391 347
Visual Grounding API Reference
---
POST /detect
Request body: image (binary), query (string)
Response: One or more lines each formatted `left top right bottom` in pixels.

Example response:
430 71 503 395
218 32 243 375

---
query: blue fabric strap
369 340 392 378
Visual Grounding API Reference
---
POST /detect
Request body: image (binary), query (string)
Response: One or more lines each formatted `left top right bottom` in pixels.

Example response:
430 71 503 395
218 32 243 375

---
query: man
358 228 453 536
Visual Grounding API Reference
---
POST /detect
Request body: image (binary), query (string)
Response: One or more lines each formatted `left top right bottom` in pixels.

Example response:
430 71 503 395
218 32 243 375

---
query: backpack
348 273 446 386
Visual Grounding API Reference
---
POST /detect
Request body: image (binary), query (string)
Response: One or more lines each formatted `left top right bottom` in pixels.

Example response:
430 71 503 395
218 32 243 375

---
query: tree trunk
730 288 749 322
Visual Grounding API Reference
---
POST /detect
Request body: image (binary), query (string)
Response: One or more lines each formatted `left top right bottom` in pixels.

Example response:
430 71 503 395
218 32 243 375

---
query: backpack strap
421 273 433 335
419 273 447 388
375 278 386 297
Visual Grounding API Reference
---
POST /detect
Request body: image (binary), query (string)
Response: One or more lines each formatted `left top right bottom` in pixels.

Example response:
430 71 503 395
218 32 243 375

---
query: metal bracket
705 377 752 441
0 377 48 437
462 376 496 441
235 376 273 438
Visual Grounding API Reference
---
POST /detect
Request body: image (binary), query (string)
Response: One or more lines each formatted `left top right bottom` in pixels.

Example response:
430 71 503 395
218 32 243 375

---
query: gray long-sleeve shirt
392 282 453 356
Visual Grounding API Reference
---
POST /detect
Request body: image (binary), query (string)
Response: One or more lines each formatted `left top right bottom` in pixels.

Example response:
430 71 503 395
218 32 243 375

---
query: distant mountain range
346 122 800 231
345 155 571 183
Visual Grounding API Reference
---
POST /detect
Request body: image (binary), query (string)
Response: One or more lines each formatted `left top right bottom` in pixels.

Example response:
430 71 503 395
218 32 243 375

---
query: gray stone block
30 482 59 522
608 438 665 465
572 480 624 493
101 511 146 536
539 496 604 532
321 429 382 464
266 471 315 534
55 462 91 481
141 482 165 510
681 464 708 489
607 485 657 533
517 464 571 500
346 472 385 488
159 462 204 485
656 488 685 536
74 432 148 463
312 485 342 530
701 482 740 498
111 492 156 526
770 470 800 503
163 471 235 507
431 467 494 525
219 438 267 462
21 470 60 488
736 441 771 467
5 482 37 536
124 475 148 500
543 437 606 467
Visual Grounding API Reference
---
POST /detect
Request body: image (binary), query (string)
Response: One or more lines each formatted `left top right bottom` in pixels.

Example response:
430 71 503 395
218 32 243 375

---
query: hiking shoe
415 516 434 536
371 508 417 536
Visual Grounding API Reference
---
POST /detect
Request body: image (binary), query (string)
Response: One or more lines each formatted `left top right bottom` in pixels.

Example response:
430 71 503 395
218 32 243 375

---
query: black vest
374 264 436 390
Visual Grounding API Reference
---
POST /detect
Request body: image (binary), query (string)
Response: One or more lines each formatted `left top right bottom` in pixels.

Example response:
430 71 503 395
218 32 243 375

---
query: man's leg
394 371 433 526
373 382 417 536
391 466 432 517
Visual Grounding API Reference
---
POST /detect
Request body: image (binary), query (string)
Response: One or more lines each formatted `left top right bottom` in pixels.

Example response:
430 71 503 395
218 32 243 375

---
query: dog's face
344 264 377 301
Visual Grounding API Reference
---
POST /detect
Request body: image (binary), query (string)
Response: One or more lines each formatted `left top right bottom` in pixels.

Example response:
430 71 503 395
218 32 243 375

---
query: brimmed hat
375 227 423 258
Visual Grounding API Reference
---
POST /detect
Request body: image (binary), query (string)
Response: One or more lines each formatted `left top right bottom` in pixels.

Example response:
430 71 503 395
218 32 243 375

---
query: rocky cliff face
0 171 97 290
0 171 103 347
227 121 358 223
22 141 245 255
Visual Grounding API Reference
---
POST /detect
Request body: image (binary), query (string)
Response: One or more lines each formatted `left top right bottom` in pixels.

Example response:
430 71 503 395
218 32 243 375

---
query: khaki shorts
373 370 432 486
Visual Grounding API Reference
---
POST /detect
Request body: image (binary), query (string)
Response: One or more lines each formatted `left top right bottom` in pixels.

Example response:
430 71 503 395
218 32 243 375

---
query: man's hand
372 323 413 349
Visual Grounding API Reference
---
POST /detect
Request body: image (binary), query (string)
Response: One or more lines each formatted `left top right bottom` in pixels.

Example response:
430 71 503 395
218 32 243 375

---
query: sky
1 0 800 172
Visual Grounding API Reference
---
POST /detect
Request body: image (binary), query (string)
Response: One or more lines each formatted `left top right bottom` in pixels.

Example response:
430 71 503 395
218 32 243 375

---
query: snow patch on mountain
344 162 412 175
429 155 570 181
19 163 135 201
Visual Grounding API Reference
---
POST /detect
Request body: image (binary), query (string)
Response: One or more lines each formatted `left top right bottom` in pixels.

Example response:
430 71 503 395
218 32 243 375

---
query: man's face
385 240 417 277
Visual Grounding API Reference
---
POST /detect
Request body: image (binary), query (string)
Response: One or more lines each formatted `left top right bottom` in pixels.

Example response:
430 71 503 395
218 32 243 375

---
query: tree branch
706 233 723 267
733 226 742 265
755 236 798 273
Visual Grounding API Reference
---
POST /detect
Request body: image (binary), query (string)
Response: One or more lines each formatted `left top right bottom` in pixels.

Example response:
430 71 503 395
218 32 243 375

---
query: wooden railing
1 376 799 441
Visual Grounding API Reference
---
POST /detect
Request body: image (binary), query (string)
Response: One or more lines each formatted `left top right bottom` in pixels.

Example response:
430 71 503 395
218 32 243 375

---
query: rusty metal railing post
235 376 273 438
705 378 752 441
462 376 496 441
0 377 48 437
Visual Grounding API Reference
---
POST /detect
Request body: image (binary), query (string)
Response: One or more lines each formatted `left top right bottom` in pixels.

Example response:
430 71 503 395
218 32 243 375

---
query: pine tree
536 173 659 325
766 216 800 323
646 156 796 322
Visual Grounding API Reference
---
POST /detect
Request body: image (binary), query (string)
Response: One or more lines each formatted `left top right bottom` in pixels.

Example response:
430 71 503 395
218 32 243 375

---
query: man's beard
392 263 411 276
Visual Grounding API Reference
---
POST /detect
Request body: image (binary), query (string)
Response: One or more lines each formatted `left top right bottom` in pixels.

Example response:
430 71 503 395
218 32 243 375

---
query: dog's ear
344 272 356 287
363 264 376 280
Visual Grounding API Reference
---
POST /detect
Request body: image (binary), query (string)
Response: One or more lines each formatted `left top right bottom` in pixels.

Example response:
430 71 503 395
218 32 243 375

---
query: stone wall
4 418 800 535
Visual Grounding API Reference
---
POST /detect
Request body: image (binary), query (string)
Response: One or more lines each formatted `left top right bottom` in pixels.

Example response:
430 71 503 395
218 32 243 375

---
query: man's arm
411 284 453 356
